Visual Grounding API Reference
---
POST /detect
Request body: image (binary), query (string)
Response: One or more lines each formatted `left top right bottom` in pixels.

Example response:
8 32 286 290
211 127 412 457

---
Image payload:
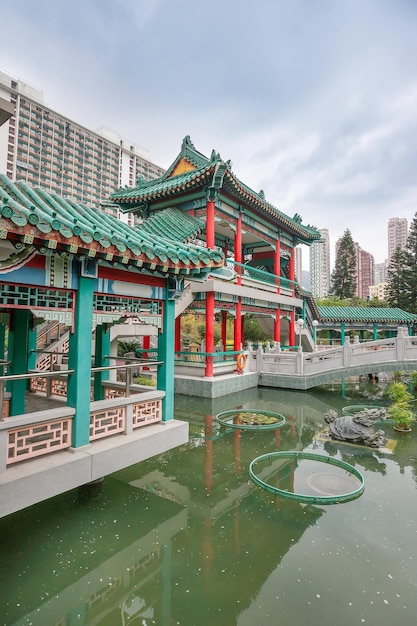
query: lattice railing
132 398 162 428
90 406 126 440
103 386 128 399
7 418 72 464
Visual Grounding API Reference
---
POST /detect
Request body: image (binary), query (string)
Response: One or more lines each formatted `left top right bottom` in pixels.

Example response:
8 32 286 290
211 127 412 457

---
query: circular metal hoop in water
249 451 365 505
215 409 286 431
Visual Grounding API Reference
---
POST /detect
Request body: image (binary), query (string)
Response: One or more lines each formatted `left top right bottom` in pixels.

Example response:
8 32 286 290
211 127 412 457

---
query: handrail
30 349 69 356
0 361 162 416
226 260 297 290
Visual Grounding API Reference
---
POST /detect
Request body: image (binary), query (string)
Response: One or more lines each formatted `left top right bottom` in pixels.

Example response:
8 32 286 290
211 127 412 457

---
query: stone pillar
68 274 94 448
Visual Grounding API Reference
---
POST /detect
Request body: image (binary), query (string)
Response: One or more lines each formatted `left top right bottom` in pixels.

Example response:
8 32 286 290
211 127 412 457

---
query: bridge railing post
246 341 254 371
343 336 351 368
297 349 304 375
396 327 406 361
256 343 263 373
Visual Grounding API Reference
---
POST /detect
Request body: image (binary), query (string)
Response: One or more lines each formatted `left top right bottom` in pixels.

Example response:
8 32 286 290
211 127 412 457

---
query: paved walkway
25 392 65 413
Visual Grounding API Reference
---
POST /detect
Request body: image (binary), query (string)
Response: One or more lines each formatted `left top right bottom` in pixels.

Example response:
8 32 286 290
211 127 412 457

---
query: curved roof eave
0 174 224 276
317 306 417 324
111 163 320 242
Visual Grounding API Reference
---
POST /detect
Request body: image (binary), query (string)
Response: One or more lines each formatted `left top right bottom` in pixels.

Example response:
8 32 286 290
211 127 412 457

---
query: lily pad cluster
215 409 286 430
234 412 280 425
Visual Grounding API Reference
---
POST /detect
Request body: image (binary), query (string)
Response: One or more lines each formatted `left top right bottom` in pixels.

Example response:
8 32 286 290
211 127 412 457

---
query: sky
1 0 417 268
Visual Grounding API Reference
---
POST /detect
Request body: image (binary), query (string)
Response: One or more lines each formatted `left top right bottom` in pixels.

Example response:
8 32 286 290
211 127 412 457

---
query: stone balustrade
246 331 417 388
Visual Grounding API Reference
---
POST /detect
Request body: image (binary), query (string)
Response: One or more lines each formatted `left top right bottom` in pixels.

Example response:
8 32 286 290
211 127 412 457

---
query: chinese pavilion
111 136 321 384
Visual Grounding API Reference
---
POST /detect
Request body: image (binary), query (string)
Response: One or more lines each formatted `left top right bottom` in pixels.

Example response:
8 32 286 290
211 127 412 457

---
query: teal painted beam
157 291 175 421
94 325 111 400
67 274 94 447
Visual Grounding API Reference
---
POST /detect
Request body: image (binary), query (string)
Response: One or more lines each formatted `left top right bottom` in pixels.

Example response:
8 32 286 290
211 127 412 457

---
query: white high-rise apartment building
309 228 330 298
388 217 408 262
0 70 164 225
294 246 303 285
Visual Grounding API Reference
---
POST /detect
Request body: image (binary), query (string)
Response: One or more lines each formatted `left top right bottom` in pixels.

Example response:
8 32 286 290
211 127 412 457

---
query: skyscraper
309 228 330 298
333 236 374 300
387 217 408 262
356 246 374 300
0 70 164 225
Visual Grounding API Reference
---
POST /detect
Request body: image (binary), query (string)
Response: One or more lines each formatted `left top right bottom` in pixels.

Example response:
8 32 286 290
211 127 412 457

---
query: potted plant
408 370 417 392
387 381 415 432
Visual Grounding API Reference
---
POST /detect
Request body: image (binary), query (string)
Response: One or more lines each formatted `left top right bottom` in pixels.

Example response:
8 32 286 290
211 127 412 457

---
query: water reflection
0 385 416 626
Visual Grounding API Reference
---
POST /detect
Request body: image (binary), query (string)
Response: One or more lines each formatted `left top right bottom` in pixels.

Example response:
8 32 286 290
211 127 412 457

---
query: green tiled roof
0 175 224 275
139 207 204 242
111 136 321 244
317 306 417 323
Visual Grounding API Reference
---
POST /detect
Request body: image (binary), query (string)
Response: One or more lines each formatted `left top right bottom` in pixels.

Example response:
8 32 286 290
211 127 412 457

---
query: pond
0 383 416 626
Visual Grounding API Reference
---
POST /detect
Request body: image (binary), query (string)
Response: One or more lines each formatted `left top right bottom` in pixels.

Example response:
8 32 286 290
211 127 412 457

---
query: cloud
1 0 417 266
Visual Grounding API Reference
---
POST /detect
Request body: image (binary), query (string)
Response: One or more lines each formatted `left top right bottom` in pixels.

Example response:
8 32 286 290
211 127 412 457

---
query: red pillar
274 310 281 343
274 236 281 294
290 309 295 348
205 292 215 376
143 335 150 359
234 301 242 351
234 211 242 351
221 311 227 352
174 316 181 352
289 247 295 296
206 197 215 249
205 196 216 376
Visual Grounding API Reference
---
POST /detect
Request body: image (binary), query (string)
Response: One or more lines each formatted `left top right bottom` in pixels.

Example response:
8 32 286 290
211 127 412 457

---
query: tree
330 229 356 299
386 212 417 313
404 212 417 312
386 246 410 310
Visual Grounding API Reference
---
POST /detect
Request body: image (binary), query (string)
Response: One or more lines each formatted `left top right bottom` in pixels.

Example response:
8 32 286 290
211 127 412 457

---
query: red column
234 301 242 351
289 247 295 296
235 211 242 283
205 195 215 376
143 335 150 359
174 316 181 352
205 291 215 376
274 310 281 343
221 311 227 353
274 236 281 294
290 309 295 348
234 211 242 351
206 197 215 249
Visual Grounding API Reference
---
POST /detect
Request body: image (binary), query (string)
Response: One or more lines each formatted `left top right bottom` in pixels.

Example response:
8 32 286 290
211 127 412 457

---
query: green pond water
1 384 417 626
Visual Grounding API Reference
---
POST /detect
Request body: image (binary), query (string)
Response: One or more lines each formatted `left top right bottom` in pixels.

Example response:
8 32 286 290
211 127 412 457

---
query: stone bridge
246 332 417 390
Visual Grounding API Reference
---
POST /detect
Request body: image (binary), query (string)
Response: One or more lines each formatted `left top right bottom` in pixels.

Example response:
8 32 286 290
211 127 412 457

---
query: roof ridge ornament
182 135 195 151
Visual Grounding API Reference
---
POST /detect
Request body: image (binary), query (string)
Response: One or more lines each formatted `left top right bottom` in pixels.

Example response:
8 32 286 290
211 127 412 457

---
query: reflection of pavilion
0 480 186 626
116 410 324 625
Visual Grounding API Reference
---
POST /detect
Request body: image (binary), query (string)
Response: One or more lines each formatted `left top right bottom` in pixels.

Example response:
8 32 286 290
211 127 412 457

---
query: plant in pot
387 381 415 432
408 370 417 392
